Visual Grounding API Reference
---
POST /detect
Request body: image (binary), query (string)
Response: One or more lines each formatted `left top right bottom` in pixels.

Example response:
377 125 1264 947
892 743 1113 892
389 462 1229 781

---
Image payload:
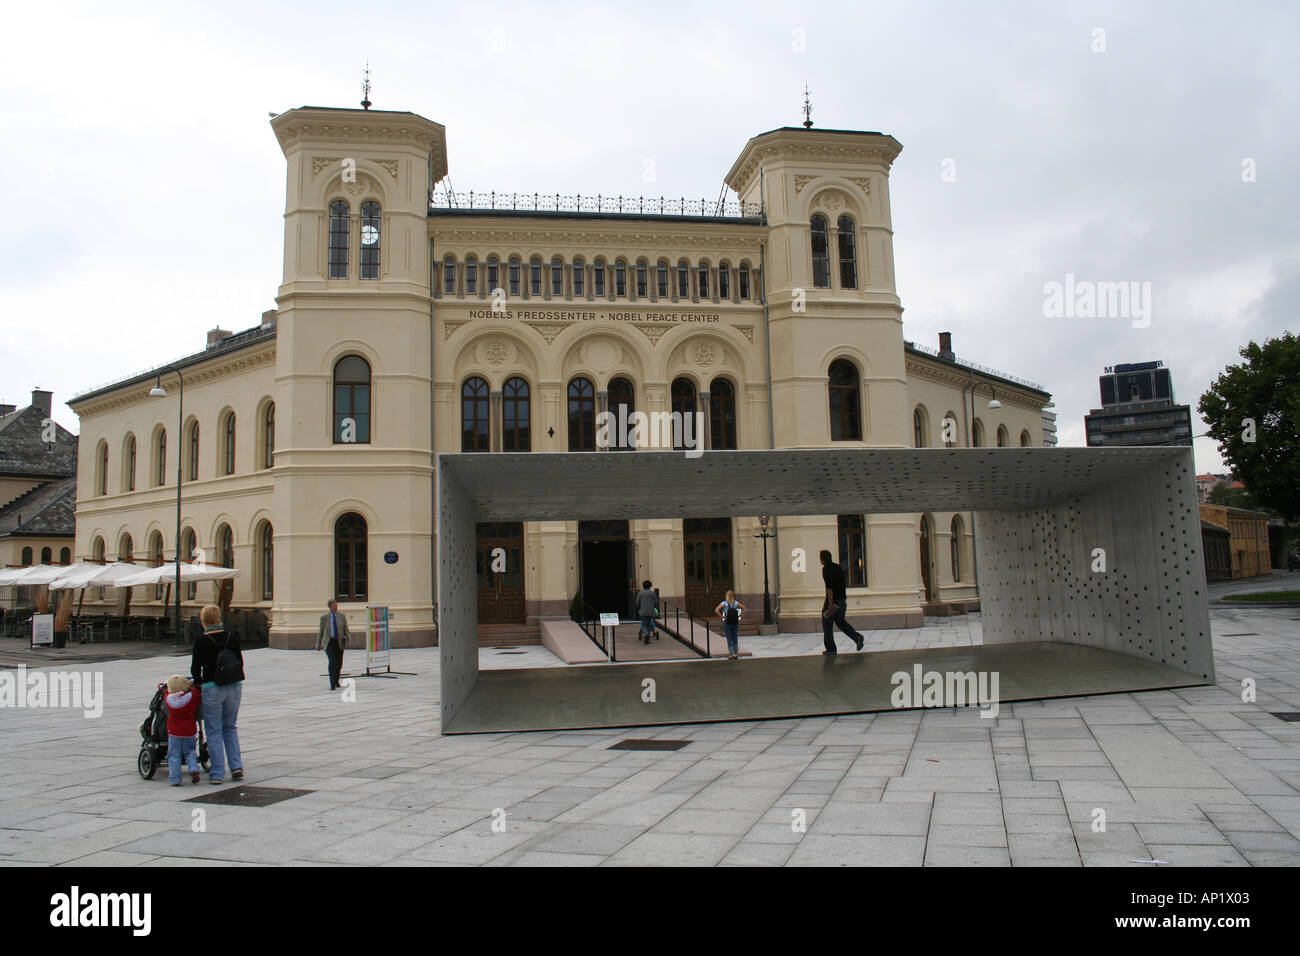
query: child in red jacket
164 675 202 786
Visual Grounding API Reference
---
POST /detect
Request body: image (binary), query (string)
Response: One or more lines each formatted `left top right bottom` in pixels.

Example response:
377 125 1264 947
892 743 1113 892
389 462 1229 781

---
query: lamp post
962 377 1001 446
149 367 184 646
754 515 775 626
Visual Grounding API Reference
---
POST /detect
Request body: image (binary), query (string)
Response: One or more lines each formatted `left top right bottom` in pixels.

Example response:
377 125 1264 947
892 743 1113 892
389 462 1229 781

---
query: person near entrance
715 590 746 659
635 581 659 643
820 550 865 654
317 600 351 689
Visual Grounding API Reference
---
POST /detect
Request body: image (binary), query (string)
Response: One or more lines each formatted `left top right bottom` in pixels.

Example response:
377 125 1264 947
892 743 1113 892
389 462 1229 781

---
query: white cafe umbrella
113 563 241 588
0 564 66 586
46 562 145 590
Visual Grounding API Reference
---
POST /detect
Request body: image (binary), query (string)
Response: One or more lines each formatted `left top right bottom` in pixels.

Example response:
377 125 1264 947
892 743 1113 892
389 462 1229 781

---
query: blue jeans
201 682 242 781
167 734 199 784
723 620 739 655
823 600 864 653
639 614 655 638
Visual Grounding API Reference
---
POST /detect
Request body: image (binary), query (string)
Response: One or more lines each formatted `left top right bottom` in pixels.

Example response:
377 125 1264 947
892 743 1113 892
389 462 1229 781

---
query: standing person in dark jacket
317 600 351 689
635 581 658 643
190 604 244 784
820 549 865 655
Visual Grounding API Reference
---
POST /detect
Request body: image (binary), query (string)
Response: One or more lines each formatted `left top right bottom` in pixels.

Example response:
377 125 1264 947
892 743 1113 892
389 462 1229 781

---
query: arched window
21 546 33 565
124 434 136 492
676 261 689 298
710 377 737 450
913 408 928 448
552 257 564 296
443 256 456 295
593 259 606 297
997 425 1009 447
465 255 478 295
487 256 500 292
92 536 105 598
502 377 531 452
657 261 669 298
258 521 274 600
607 377 635 451
943 411 958 448
811 215 831 288
670 378 697 451
180 528 197 600
360 201 381 279
614 260 627 298
155 429 167 486
96 441 108 495
508 257 521 296
718 263 730 299
1020 430 1033 447
222 411 236 475
739 263 751 299
59 547 70 565
149 531 164 600
837 216 858 289
263 402 275 469
41 546 52 564
972 419 985 447
334 512 368 601
328 201 349 279
186 421 199 481
572 258 585 297
217 524 233 569
119 533 133 564
635 261 647 298
838 515 867 587
829 360 862 441
461 377 490 452
333 355 372 444
568 378 596 451
698 262 710 299
529 257 542 296
950 516 964 582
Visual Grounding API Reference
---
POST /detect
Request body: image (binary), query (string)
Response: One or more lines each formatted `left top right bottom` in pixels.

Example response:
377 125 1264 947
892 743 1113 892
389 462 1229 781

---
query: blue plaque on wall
384 551 399 564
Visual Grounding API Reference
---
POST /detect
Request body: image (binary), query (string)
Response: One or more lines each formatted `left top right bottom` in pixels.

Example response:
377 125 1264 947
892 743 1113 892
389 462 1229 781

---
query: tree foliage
1199 331 1300 522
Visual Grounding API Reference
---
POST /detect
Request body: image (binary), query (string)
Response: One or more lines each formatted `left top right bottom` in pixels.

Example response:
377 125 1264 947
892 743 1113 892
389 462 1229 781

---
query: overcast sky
2 0 1295 473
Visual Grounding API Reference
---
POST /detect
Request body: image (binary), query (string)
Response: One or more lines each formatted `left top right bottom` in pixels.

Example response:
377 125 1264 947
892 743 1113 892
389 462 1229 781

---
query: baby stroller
137 681 209 780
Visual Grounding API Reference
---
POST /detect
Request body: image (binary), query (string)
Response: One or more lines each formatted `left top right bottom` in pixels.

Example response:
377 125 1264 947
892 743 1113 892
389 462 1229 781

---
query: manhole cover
1271 713 1300 722
608 739 691 751
185 785 313 807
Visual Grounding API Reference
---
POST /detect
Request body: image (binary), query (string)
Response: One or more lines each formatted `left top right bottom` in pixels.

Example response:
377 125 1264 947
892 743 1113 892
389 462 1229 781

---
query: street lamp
150 367 184 646
962 378 1000 446
754 515 775 626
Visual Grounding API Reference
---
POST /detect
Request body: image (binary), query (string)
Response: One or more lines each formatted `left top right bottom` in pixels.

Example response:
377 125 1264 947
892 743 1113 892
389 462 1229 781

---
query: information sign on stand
366 606 390 674
31 614 54 648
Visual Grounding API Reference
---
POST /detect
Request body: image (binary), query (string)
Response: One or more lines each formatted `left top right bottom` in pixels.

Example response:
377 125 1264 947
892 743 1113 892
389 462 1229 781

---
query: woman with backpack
190 604 244 784
715 590 746 660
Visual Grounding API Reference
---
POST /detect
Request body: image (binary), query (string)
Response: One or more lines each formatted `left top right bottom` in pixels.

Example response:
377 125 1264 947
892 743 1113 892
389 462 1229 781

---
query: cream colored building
68 103 1051 648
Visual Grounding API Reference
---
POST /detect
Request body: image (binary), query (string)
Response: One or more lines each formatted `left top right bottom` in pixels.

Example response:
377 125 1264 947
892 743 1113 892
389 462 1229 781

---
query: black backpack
724 602 740 626
214 633 244 686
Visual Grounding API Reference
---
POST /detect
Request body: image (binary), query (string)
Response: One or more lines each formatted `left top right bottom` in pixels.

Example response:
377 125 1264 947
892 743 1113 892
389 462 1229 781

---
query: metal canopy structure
437 447 1212 734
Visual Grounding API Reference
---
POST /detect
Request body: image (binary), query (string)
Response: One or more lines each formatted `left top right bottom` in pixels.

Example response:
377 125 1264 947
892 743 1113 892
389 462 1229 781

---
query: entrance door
579 520 631 619
919 516 935 603
683 518 733 618
476 522 525 624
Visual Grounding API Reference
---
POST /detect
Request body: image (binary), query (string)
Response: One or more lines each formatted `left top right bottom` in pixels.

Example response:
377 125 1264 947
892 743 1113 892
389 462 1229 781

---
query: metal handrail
573 598 615 661
905 340 1046 392
656 600 712 659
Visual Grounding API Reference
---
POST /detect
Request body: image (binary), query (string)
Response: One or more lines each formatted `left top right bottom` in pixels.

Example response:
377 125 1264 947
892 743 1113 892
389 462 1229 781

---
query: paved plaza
0 599 1297 866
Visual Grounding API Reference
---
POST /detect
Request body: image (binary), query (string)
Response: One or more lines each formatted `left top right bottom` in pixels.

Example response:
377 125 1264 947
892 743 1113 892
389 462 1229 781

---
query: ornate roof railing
905 340 1046 393
430 190 763 220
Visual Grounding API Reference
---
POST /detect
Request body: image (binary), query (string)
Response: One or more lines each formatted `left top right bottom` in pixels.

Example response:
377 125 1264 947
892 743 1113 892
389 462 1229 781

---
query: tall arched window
59 547 70 565
614 260 627 297
217 524 233 571
837 215 858 289
443 256 456 295
972 419 985 447
334 512 368 601
572 258 585 297
360 201 381 279
593 259 606 296
333 356 372 444
91 536 105 598
96 441 108 495
155 429 167 486
21 546 33 565
829 360 862 441
529 257 542 295
913 408 928 448
676 261 689 298
180 528 197 600
508 257 520 296
125 434 136 492
944 411 958 448
718 263 730 299
739 263 751 299
119 533 133 564
710 377 737 450
461 377 490 452
258 521 274 600
811 215 831 288
567 378 596 451
502 377 531 452
1020 430 1033 447
997 425 1009 447
635 261 647 298
552 257 564 296
698 262 710 299
657 261 669 298
465 255 478 295
328 201 349 279
607 377 635 451
263 402 275 468
149 531 164 600
838 515 867 587
670 378 697 451
486 256 499 292
186 421 199 481
950 515 964 582
222 411 236 475
41 546 52 564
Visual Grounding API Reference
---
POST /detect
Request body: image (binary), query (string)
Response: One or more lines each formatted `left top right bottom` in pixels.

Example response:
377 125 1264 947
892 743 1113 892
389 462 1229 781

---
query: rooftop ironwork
905 340 1047 394
430 190 763 221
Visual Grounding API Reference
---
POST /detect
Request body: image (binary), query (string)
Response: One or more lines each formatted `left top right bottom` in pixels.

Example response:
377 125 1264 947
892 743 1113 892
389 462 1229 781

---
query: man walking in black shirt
820 549 865 655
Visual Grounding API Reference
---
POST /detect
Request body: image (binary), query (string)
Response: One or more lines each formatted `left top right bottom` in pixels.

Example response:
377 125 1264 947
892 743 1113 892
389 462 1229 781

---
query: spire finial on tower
802 84 813 128
361 61 372 110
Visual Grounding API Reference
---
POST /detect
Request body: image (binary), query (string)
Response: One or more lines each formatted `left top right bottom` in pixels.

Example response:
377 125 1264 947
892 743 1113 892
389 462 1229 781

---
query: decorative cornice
74 346 277 419
727 135 902 198
905 357 1045 411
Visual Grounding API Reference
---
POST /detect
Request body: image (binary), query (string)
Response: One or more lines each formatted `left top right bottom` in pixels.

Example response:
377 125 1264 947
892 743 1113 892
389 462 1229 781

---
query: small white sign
599 613 620 628
31 614 55 647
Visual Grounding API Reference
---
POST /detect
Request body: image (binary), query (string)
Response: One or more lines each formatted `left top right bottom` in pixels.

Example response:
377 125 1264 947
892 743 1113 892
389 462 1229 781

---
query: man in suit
317 600 351 690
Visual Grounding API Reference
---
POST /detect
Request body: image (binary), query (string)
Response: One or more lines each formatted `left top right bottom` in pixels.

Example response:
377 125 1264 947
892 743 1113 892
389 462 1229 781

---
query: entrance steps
477 623 541 646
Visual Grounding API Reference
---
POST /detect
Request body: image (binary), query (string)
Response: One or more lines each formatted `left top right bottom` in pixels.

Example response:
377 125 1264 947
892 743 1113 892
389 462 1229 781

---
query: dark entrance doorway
919 515 936 603
476 522 525 625
683 517 733 617
579 520 632 619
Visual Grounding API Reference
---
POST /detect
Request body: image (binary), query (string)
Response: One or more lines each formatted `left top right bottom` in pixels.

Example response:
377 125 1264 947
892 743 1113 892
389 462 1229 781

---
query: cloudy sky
2 0 1295 473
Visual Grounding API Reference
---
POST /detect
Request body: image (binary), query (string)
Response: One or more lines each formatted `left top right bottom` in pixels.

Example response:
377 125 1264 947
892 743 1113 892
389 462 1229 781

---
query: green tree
1199 331 1300 522
1206 481 1257 510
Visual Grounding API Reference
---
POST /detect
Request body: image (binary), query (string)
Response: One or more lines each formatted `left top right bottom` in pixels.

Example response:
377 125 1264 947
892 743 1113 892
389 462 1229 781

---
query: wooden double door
476 522 525 625
684 518 733 618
